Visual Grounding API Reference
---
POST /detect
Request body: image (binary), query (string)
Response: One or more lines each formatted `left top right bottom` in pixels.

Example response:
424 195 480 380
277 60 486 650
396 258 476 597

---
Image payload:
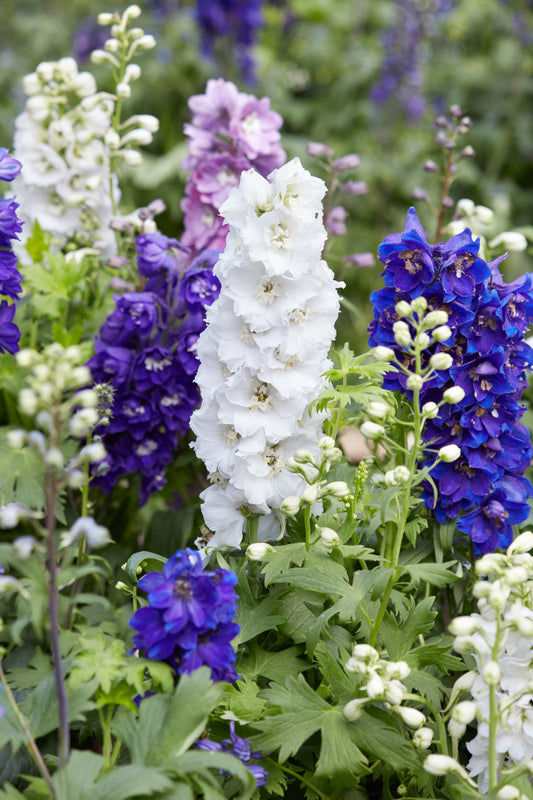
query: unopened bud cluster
9 344 106 491
448 533 533 792
343 644 428 738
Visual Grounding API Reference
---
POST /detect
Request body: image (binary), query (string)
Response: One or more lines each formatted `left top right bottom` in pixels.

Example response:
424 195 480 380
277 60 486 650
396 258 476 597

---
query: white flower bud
384 680 406 705
418 332 430 349
394 705 426 729
79 443 106 463
324 481 350 498
496 786 522 800
120 128 153 147
447 719 466 740
105 129 121 149
246 542 274 560
18 389 38 416
422 401 438 418
448 615 479 636
482 660 501 685
7 429 26 450
281 495 301 516
0 504 21 528
74 389 98 408
126 114 159 132
452 700 478 725
508 530 533 555
68 408 98 437
352 644 379 663
13 535 39 558
44 447 64 469
360 421 385 440
97 12 115 24
67 470 86 489
319 527 340 550
443 386 465 404
104 38 120 53
22 72 41 95
438 444 461 463
91 49 119 67
366 674 385 699
406 373 424 391
124 4 142 19
343 698 365 721
302 484 319 504
373 346 395 362
120 149 143 166
413 727 434 749
424 754 464 776
512 616 533 637
424 309 449 328
395 301 412 317
410 296 428 314
134 34 156 50
393 321 411 347
384 661 410 680
430 352 453 371
490 231 528 252
116 82 132 99
294 449 315 464
367 401 389 420
125 64 142 82
432 325 452 342
16 349 38 367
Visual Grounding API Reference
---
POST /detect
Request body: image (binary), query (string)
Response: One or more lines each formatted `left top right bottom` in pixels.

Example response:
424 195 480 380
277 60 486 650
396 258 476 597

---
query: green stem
435 148 454 242
247 515 259 545
275 761 330 800
304 505 312 551
45 466 70 768
488 616 502 793
0 664 56 798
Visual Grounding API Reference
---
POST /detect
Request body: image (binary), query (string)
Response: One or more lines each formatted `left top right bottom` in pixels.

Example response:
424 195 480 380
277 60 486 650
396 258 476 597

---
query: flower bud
281 495 301 516
393 321 411 347
438 444 461 463
360 421 385 440
0 504 21 528
97 12 115 24
482 660 501 685
116 82 132 99
452 700 478 725
413 727 434 749
247 542 274 560
443 386 465 404
496 786 522 800
489 231 528 252
411 296 428 314
422 401 438 418
293 449 315 464
508 530 533 555
18 389 38 415
343 698 365 721
7 429 26 450
430 352 453 371
432 325 452 342
385 661 410 680
395 301 412 317
394 705 426 729
406 374 424 391
319 527 340 550
424 309 449 328
13 535 39 558
44 447 64 469
384 680 406 705
424 754 464 776
373 346 395 362
302 484 319 505
366 674 385 699
367 401 389 420
448 615 479 636
447 719 466 740
417 333 430 349
324 481 350 498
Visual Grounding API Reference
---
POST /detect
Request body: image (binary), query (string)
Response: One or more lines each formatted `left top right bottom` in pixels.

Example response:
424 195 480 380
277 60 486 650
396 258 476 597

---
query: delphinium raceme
88 232 220 504
181 77 285 260
11 5 157 258
371 0 452 120
445 532 533 795
129 547 239 682
0 148 24 355
194 0 265 83
367 203 533 554
190 157 342 553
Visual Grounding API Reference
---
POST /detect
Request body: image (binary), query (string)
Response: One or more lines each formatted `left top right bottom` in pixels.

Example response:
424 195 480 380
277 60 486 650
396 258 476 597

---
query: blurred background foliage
1 0 533 350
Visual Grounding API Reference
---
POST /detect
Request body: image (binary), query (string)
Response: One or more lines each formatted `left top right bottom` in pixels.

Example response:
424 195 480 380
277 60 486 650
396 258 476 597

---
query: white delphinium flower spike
191 157 342 552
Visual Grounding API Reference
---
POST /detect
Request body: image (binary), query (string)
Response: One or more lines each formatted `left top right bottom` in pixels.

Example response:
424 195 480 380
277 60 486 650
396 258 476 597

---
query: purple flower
196 721 268 787
194 0 265 83
129 549 239 683
369 207 533 554
0 149 22 183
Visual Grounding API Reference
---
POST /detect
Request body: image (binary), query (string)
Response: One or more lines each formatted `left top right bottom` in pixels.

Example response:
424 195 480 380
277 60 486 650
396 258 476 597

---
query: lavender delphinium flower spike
368 207 533 554
0 148 23 355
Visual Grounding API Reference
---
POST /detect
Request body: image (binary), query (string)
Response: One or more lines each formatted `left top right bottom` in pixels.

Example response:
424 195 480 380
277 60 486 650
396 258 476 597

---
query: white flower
360 421 385 440
438 444 461 463
191 159 339 550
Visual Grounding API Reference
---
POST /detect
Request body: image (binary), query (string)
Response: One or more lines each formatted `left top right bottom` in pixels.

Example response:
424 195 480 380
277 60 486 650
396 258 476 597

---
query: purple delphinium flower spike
0 149 23 355
369 207 533 554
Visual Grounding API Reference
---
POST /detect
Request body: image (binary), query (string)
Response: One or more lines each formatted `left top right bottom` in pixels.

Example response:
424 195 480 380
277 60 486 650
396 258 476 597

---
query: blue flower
129 549 240 683
196 721 268 787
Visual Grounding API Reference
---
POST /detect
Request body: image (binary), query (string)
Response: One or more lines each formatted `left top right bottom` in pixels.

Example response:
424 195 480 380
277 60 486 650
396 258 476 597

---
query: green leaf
260 543 307 587
315 710 370 783
238 642 307 682
224 677 267 723
170 750 256 800
22 674 97 738
91 765 174 800
124 551 168 583
379 597 437 659
0 428 45 509
112 668 222 766
400 561 459 589
52 750 104 800
267 565 350 597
